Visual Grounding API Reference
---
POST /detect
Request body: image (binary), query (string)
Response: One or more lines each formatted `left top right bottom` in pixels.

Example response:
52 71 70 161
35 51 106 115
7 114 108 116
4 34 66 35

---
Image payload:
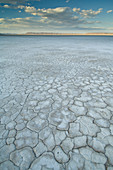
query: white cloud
3 4 10 8
108 27 113 30
0 18 5 21
0 17 32 24
95 21 101 23
31 7 86 25
17 6 102 28
0 4 25 9
0 16 105 34
0 3 103 22
23 6 102 26
32 13 37 16
73 8 103 18
80 8 103 18
66 0 70 3
18 5 25 9
86 20 101 24
25 6 36 13
0 6 103 33
107 10 112 13
73 8 80 13
0 0 40 4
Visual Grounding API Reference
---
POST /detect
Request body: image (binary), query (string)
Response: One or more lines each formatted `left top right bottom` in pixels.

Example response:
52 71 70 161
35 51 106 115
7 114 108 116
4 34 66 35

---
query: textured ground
0 36 113 170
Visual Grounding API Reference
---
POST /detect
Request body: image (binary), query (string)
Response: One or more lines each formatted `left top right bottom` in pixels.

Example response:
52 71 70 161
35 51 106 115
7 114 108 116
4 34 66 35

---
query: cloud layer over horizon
0 0 113 33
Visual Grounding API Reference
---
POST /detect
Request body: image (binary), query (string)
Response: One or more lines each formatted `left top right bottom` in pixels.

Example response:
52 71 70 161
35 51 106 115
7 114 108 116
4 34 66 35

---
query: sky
0 0 113 33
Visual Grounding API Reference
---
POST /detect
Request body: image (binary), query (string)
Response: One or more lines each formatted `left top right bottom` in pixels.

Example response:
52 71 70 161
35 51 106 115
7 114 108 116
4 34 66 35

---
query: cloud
0 17 33 25
0 16 55 33
0 5 102 28
73 8 103 18
66 0 70 2
108 27 113 30
3 4 10 8
0 18 5 22
0 6 103 33
25 6 36 13
0 16 104 31
86 20 101 24
0 3 25 9
22 6 102 27
18 5 25 9
23 7 88 26
0 15 105 34
0 0 26 4
73 8 80 13
0 3 103 22
34 7 86 25
0 17 36 33
0 0 40 5
107 10 112 13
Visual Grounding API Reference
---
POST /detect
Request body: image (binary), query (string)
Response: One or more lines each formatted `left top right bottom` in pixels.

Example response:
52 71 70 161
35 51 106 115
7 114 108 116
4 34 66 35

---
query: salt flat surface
0 36 113 169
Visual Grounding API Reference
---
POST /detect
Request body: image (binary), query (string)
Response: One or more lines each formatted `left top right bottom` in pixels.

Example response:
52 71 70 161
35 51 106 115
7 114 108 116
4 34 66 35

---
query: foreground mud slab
0 36 113 170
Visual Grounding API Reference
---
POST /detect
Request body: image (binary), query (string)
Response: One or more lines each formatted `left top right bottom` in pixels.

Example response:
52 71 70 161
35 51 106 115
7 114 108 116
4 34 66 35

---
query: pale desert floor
0 36 113 170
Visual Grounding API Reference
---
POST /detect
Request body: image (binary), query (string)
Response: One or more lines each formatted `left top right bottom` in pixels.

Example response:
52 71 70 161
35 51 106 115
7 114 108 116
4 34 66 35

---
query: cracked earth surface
0 36 113 170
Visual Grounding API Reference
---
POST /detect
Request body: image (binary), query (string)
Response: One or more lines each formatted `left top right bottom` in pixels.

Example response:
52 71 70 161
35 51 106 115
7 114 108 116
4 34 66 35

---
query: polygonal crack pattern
0 37 113 170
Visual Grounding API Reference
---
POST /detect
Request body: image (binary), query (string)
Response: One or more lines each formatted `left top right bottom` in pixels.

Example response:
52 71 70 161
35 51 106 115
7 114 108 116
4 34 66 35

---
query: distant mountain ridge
0 32 113 36
25 32 113 35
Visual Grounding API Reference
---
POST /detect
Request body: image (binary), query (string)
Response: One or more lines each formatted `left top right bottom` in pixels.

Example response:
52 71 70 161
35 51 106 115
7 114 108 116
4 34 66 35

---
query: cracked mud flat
0 36 113 170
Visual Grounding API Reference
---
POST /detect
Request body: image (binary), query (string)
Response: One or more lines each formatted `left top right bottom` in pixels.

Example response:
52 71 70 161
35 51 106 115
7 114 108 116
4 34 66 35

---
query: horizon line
0 32 113 36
